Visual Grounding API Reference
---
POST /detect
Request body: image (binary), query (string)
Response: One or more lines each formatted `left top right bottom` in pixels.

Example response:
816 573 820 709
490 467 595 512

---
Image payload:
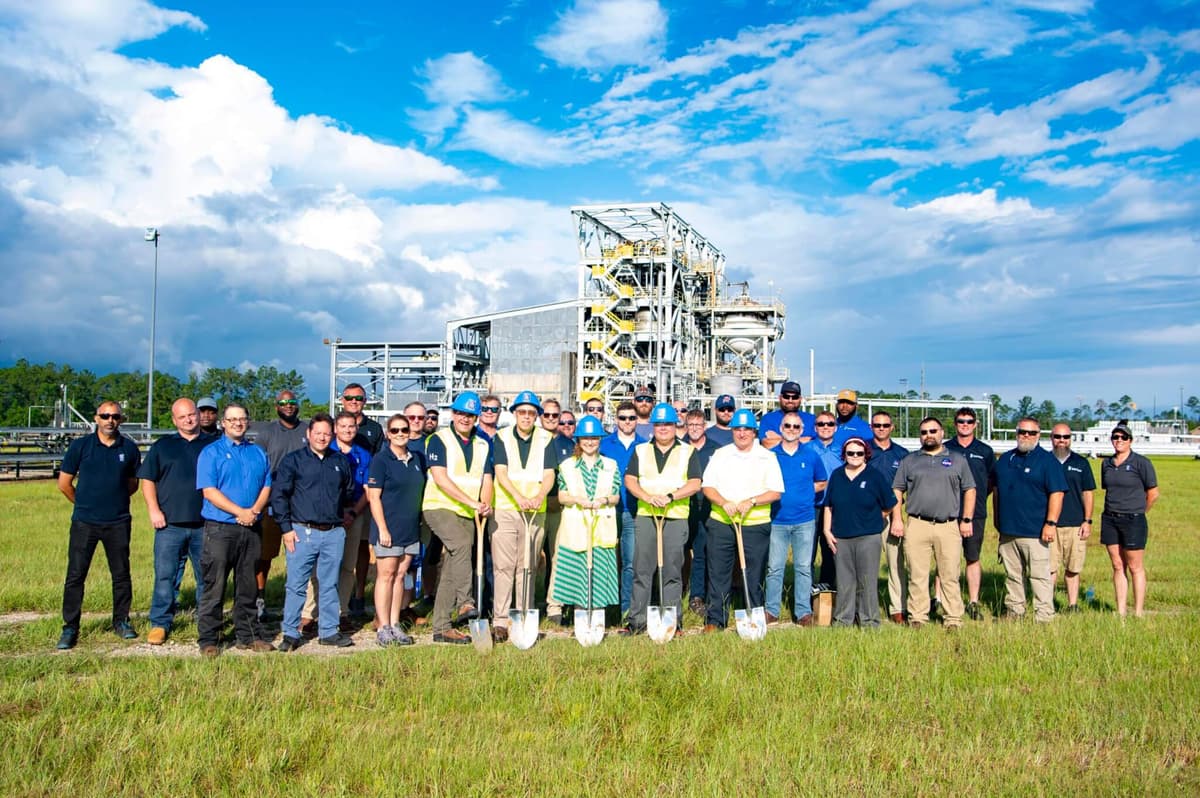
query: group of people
53 380 1159 653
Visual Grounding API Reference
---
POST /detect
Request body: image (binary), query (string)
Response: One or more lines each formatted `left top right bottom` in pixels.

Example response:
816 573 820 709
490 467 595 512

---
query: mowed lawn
1 458 1197 796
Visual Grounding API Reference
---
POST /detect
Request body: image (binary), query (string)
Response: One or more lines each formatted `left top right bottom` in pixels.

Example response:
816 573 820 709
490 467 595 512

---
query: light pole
144 227 159 429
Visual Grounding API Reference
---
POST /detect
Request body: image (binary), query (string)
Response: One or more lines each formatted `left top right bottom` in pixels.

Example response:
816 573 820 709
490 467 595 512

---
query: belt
297 521 339 531
1102 511 1144 519
910 514 953 524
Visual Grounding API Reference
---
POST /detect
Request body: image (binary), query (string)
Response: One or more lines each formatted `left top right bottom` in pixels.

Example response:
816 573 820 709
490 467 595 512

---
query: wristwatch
959 517 973 523
667 492 675 502
1044 519 1057 526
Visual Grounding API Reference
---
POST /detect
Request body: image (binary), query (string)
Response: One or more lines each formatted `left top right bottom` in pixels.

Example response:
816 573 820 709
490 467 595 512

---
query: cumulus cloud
536 0 667 70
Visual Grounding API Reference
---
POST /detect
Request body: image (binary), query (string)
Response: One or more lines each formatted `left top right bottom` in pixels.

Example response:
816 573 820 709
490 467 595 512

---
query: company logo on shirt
1067 466 1083 473
860 481 867 489
941 458 953 468
118 453 125 462
968 453 984 460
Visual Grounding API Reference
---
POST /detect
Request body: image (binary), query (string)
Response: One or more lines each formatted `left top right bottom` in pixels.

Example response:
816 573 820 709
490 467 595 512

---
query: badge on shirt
1024 467 1031 473
941 458 953 468
118 453 125 462
860 481 867 489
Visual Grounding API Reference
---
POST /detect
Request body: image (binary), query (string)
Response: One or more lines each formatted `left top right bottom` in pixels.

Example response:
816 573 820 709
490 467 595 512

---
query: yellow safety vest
558 456 618 551
422 428 490 518
494 426 553 512
633 441 694 520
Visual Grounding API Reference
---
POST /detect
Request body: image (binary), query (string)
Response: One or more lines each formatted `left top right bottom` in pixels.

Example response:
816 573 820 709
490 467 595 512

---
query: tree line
0 359 324 428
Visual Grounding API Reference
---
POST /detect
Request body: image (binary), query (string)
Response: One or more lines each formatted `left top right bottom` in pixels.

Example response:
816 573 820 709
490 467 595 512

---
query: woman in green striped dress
552 416 621 611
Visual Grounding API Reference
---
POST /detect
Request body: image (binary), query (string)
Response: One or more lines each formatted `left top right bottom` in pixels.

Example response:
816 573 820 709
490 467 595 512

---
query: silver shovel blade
734 608 756 641
586 609 605 646
750 607 768 640
510 609 539 650
469 619 493 653
648 606 674 644
575 609 605 647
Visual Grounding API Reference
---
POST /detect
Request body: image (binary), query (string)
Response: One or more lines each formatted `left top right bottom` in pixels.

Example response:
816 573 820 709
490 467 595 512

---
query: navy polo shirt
705 425 733 447
945 438 995 520
271 446 353 532
868 440 909 480
772 443 829 524
825 465 897 538
688 436 721 520
136 432 217 525
61 433 141 524
366 447 427 546
993 446 1068 538
1058 451 1096 526
197 435 271 524
353 416 385 454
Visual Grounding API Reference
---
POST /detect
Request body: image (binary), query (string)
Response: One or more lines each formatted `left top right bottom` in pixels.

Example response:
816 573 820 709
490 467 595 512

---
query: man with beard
891 418 975 629
56 401 141 649
831 390 873 448
632 385 656 439
760 381 815 449
992 418 1066 623
251 389 309 621
705 395 735 447
944 406 996 621
1049 423 1095 612
196 396 220 435
423 408 439 435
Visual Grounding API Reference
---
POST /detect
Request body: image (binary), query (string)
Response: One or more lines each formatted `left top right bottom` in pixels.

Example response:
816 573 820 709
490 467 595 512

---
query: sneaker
689 596 707 615
393 627 415 646
113 620 137 640
147 627 168 645
377 626 397 646
299 618 318 639
319 634 354 648
1065 604 1081 614
277 636 302 652
966 601 982 621
56 628 78 650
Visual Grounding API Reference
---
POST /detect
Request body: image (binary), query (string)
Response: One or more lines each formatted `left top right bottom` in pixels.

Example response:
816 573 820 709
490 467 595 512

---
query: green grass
1 459 1197 796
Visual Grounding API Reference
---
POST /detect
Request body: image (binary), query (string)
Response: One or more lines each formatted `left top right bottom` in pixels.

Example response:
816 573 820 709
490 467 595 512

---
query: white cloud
1128 323 1200 346
1095 82 1200 155
271 187 384 269
910 188 1050 223
452 108 581 166
536 0 667 71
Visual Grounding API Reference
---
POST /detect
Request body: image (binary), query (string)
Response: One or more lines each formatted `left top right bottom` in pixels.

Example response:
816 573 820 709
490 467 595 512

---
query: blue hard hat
573 415 604 438
650 402 679 425
509 390 542 414
730 408 758 430
450 391 481 415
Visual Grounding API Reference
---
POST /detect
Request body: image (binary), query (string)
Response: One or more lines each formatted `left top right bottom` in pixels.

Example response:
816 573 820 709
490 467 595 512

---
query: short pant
961 517 986 562
1050 525 1087 573
375 541 420 558
1100 512 1147 550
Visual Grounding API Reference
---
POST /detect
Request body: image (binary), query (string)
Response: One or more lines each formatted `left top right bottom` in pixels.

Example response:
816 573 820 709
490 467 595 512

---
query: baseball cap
780 381 802 395
715 394 735 410
836 389 858 403
197 396 217 410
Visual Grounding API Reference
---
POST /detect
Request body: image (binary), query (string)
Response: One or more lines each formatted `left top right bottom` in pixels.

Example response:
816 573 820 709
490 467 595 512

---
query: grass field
1 458 1197 796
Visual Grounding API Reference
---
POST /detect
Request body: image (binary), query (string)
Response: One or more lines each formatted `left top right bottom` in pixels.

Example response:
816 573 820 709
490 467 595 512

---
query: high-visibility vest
633 441 693 520
422 428 490 518
493 426 553 512
557 456 619 551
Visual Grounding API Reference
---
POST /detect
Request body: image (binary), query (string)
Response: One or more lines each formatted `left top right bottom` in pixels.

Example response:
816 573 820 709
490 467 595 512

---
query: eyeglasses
782 423 803 430
1016 429 1039 437
955 418 975 425
871 422 892 429
97 413 123 420
1111 435 1131 441
277 399 298 406
634 396 653 402
919 428 940 435
617 415 637 421
716 407 734 412
405 414 424 421
780 393 800 400
224 417 249 424
480 406 500 414
559 419 575 426
543 412 560 419
1051 434 1072 440
425 413 437 419
388 427 409 435
342 395 365 402
815 421 835 427
844 450 866 457
585 405 603 412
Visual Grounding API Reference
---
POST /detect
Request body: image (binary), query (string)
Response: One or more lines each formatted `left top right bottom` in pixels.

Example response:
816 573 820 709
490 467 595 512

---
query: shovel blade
575 609 606 647
648 606 674 644
734 608 756 641
510 610 539 650
750 607 768 640
469 619 493 653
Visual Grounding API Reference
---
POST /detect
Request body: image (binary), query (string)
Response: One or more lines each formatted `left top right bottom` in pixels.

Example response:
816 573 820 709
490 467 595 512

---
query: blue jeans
619 510 636 614
149 524 205 628
765 521 816 618
282 524 346 639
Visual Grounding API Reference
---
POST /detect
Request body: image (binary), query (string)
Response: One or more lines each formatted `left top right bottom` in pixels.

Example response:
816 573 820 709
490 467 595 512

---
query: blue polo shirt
832 415 873 449
599 431 645 514
825 465 897 538
197 435 271 524
333 441 372 504
137 432 218 525
771 443 829 524
1058 451 1097 526
61 433 142 524
760 409 817 442
366 447 427 546
805 438 843 505
993 446 1068 538
945 437 996 520
868 440 909 480
270 446 353 532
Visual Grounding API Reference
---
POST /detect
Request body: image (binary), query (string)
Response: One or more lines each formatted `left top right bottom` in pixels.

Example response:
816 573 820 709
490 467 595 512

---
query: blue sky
1 0 1197 414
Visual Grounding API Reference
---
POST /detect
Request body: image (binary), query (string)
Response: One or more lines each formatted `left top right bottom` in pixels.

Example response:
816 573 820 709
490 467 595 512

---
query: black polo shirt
1101 452 1157 514
61 433 141 523
354 416 385 454
366 447 427 546
136 432 218 525
945 437 995 519
270 446 353 532
1058 451 1097 526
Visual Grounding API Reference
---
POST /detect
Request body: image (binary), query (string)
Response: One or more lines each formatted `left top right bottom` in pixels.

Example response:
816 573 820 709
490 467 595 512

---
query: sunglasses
277 399 298 406
617 415 637 421
844 450 866 457
480 406 500 413
405 414 424 421
782 423 803 430
1051 434 1072 440
543 412 560 419
585 405 603 412
815 421 835 427
919 428 940 435
1111 435 1130 441
780 393 800 400
425 413 437 419
97 412 123 421
559 419 576 426
342 395 365 402
716 406 734 412
388 427 409 435
1016 429 1040 437
955 418 975 425
871 423 892 429
634 396 653 402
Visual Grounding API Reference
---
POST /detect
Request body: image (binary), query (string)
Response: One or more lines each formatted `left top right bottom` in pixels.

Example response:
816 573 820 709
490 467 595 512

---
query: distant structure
326 202 787 415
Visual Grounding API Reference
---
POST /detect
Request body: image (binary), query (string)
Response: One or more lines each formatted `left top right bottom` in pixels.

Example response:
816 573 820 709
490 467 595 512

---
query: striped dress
551 456 621 608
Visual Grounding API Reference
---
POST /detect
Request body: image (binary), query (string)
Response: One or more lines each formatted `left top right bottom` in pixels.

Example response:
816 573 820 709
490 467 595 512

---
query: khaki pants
882 526 907 616
491 509 545 629
999 535 1055 622
904 518 964 626
301 511 368 621
426 509 475 634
